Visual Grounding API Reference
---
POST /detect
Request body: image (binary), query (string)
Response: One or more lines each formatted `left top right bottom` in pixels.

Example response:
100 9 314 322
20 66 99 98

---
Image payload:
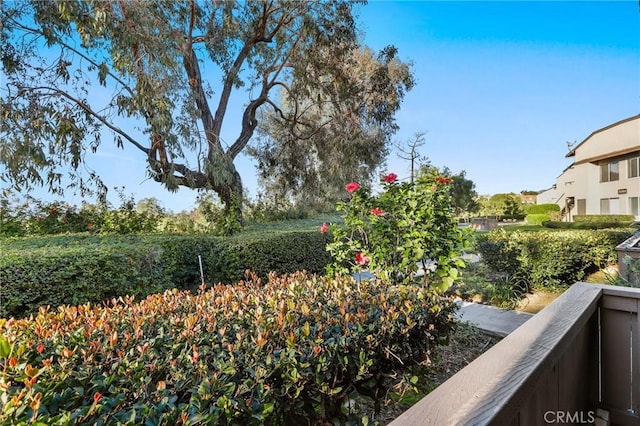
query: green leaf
0 335 11 358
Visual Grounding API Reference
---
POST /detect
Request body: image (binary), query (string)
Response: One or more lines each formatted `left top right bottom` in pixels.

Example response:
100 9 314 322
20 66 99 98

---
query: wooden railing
390 283 640 425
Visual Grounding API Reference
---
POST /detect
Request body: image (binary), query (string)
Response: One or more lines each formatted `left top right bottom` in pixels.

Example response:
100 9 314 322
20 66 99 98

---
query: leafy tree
1 1 378 225
417 164 478 219
449 170 479 219
136 197 167 217
503 194 524 217
480 193 523 218
249 46 414 206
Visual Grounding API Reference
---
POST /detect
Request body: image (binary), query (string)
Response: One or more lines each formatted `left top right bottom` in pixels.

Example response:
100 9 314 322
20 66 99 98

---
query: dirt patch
516 290 562 314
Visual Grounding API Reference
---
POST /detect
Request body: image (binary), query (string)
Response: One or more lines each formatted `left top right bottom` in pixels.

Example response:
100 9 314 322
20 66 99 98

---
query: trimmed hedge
525 214 550 225
543 221 634 230
475 228 634 289
525 204 560 215
574 214 635 223
0 272 455 425
0 232 331 319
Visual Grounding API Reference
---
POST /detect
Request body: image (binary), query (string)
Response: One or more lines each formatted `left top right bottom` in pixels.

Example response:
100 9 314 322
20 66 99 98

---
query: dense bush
327 173 470 290
543 221 634 230
246 198 310 222
525 204 560 215
475 228 635 289
573 214 635 223
525 214 550 225
0 232 331 319
0 272 456 425
224 232 331 282
0 191 162 237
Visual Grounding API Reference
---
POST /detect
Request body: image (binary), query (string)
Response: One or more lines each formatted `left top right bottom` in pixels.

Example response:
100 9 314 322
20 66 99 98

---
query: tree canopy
418 164 479 218
1 0 412 223
249 46 414 205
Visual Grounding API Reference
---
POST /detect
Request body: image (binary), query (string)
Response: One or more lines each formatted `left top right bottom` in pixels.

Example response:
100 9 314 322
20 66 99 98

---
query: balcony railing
390 282 640 426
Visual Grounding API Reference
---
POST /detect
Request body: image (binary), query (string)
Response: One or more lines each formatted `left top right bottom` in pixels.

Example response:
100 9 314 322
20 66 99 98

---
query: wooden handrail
391 283 603 425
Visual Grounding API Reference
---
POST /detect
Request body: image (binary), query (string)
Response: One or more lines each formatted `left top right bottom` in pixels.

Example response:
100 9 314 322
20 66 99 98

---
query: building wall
573 117 640 165
538 116 640 220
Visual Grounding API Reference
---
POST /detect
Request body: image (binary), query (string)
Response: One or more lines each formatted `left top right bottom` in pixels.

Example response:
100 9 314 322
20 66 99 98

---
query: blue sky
16 1 640 212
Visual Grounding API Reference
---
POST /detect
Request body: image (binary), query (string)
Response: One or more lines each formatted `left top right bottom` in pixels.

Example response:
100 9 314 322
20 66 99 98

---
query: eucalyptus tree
1 0 374 223
249 46 414 206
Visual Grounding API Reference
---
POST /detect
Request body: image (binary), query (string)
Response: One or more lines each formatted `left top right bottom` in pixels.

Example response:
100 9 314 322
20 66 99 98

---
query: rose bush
326 172 471 290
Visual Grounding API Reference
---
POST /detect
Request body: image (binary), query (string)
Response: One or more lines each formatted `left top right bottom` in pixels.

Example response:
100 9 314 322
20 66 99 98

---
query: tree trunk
220 168 244 228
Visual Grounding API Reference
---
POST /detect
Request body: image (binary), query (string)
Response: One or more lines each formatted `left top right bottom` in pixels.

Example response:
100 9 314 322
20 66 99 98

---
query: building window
600 161 619 182
631 197 640 217
600 198 620 214
577 199 586 215
629 156 639 178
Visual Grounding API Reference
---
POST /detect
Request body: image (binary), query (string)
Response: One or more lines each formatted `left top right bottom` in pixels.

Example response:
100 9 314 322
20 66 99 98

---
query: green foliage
526 214 550 225
503 195 524 217
2 1 405 220
327 173 470 291
449 170 480 218
224 233 331 282
609 255 640 287
475 228 635 289
99 190 160 234
246 197 311 222
448 262 525 309
573 214 635 223
0 190 163 237
543 221 634 230
525 203 560 214
418 164 479 219
0 272 456 425
251 46 414 207
0 232 331 319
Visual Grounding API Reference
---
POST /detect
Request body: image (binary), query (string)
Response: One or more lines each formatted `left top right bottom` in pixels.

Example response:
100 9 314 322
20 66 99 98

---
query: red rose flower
370 208 384 216
355 252 369 265
320 222 329 234
37 343 45 354
384 173 398 183
345 182 360 193
93 392 102 404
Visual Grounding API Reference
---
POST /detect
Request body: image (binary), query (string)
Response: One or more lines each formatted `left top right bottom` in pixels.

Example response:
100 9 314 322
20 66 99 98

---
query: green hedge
543 221 634 230
475 228 634 289
525 214 550 225
0 272 455 425
573 214 635 223
525 204 560 214
0 232 331 318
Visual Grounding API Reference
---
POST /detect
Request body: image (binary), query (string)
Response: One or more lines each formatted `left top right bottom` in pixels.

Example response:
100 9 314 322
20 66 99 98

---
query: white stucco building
537 115 640 220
